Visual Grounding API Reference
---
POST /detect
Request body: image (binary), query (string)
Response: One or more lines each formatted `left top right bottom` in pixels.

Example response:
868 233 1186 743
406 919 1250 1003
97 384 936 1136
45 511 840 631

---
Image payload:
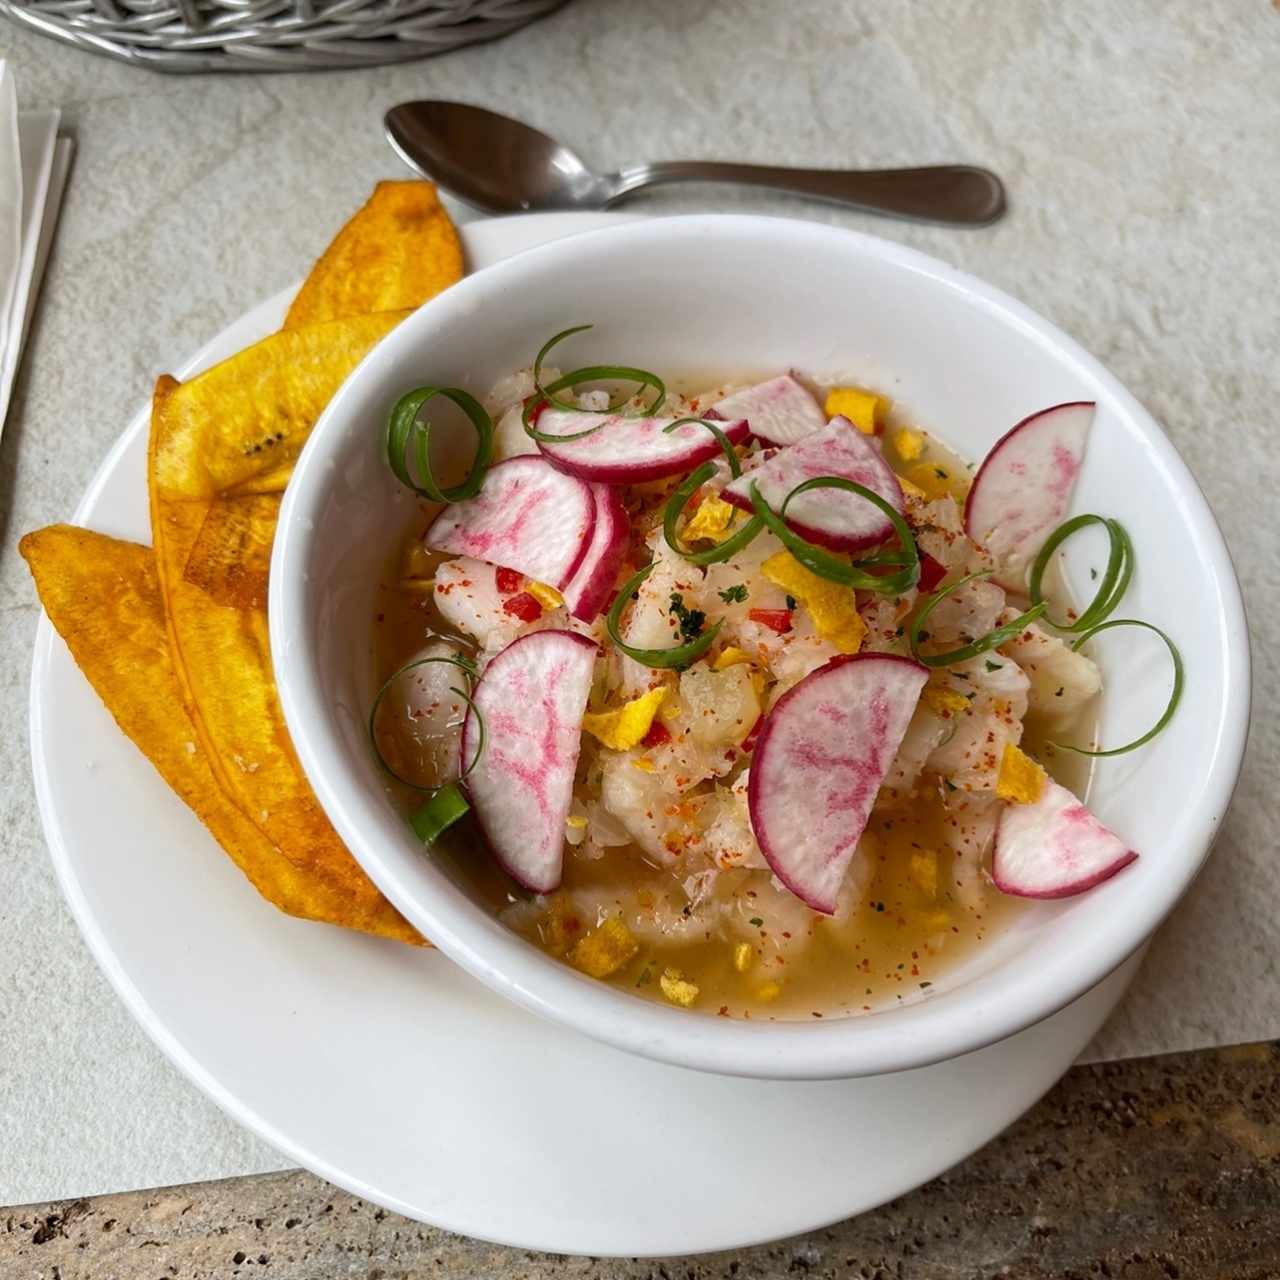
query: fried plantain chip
20 524 422 945
283 181 463 331
183 493 278 611
150 311 404 501
149 313 409 914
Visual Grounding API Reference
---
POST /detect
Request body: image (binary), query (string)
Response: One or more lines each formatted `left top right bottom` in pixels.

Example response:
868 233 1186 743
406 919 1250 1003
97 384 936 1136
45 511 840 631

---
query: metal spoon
385 100 1006 227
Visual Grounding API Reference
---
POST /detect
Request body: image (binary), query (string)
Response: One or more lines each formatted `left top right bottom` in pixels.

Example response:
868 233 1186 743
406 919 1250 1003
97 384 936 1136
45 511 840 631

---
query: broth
371 390 1096 1020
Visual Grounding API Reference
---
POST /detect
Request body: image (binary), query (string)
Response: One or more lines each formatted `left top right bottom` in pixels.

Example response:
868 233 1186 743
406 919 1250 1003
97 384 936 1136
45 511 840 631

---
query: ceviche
370 327 1181 1019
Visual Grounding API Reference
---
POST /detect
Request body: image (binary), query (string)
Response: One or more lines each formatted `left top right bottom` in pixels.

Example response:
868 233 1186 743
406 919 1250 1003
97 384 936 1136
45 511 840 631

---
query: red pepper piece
502 591 543 622
918 553 947 593
495 566 523 594
748 607 793 635
641 720 671 748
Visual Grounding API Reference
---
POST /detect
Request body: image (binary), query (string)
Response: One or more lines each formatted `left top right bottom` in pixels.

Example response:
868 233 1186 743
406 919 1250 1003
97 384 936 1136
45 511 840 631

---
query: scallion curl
1029 514 1134 632
749 478 920 595
1052 619 1183 757
908 570 1047 668
522 324 666 442
386 387 494 504
369 654 482 793
605 564 723 669
662 461 765 566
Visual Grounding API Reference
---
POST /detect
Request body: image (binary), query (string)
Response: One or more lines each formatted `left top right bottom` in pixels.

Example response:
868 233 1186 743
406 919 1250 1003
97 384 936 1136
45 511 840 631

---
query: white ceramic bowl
272 215 1249 1080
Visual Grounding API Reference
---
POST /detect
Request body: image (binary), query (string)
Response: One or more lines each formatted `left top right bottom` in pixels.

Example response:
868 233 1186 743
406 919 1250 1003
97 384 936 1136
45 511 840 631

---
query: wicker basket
0 0 567 71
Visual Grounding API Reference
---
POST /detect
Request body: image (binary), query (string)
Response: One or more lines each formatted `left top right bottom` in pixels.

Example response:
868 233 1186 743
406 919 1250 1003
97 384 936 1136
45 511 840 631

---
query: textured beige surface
1 0 1277 1208
5 1042 1280 1274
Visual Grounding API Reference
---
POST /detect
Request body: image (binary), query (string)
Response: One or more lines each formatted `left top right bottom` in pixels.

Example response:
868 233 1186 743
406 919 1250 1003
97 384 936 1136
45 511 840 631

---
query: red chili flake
748 607 792 634
495 566 523 594
641 720 671 748
918 553 948 593
502 591 543 622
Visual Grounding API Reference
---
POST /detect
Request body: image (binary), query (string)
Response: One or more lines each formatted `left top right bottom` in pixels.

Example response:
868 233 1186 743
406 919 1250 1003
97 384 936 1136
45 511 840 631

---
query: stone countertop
5 1041 1280 1277
1 0 1279 1225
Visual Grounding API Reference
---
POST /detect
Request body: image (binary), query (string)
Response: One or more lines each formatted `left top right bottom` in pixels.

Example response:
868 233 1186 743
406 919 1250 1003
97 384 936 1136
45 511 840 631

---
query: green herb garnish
719 584 748 604
386 386 493 504
669 593 707 643
908 570 1046 668
605 565 723 669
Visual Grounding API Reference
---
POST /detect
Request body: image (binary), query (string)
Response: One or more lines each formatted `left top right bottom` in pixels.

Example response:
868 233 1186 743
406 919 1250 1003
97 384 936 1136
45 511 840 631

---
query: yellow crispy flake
582 687 668 751
825 386 890 434
681 494 738 544
733 942 755 973
923 686 971 717
997 743 1047 805
905 461 961 502
632 757 657 773
568 917 639 979
908 850 938 899
659 967 700 1007
713 645 752 671
893 428 925 462
761 551 866 653
526 580 564 611
755 981 783 1003
898 475 928 502
565 814 588 830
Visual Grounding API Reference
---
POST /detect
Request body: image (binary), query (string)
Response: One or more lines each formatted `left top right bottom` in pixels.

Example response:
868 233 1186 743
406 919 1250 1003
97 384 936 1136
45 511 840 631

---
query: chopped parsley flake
984 659 1002 672
1090 567 1099 580
785 595 798 611
934 467 949 480
635 967 652 987
718 584 748 604
944 779 958 792
749 916 764 928
668 592 706 643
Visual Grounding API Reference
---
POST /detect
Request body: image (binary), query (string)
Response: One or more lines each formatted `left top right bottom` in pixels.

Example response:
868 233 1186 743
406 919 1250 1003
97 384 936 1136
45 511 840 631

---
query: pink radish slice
993 777 1136 898
425 456 595 591
748 653 928 913
561 484 629 623
722 417 905 551
964 401 1096 592
462 630 597 893
710 375 826 447
535 409 750 483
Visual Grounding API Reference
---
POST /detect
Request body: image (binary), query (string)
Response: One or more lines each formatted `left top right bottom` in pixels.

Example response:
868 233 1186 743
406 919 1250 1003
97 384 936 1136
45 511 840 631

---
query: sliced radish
425 456 595 591
535 409 750 484
964 401 1095 592
462 630 597 893
748 653 928 913
992 777 1136 899
722 417 904 551
561 484 629 623
710 375 825 447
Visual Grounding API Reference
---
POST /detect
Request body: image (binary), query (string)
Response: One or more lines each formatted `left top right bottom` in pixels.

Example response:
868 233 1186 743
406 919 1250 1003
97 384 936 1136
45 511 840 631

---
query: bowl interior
272 216 1247 1078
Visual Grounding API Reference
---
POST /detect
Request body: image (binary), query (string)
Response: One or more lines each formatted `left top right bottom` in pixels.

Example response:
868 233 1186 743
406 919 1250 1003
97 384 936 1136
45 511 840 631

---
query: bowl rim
272 213 1251 1080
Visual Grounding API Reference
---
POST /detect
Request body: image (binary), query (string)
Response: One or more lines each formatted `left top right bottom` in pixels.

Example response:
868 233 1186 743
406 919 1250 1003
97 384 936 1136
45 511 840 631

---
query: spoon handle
610 160 1006 226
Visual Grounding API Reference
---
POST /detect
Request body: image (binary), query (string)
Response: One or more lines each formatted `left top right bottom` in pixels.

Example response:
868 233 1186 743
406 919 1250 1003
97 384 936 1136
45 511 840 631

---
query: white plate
29 212 1137 1256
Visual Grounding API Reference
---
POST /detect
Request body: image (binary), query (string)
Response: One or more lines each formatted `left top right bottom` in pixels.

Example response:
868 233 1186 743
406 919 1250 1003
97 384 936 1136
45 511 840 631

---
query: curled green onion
1052 619 1183 757
386 386 493 504
369 654 481 792
662 461 765 566
1029 515 1134 632
909 570 1047 668
749 478 920 595
410 783 470 845
662 417 742 478
522 324 666 442
605 564 724 669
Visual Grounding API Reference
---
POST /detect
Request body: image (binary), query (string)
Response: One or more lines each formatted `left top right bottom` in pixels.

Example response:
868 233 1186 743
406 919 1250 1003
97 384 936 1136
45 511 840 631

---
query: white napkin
0 60 73 433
